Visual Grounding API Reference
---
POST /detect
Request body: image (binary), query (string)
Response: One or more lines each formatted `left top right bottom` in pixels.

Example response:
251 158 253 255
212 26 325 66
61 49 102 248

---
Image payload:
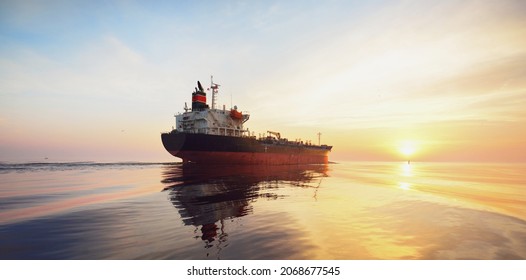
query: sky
1 0 525 163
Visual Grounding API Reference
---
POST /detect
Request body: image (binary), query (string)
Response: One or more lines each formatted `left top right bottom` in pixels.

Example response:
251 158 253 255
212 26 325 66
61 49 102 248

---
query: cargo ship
161 77 332 164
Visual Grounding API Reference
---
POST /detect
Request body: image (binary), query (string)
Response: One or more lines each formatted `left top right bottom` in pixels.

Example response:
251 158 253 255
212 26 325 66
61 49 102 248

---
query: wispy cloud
243 0 526 130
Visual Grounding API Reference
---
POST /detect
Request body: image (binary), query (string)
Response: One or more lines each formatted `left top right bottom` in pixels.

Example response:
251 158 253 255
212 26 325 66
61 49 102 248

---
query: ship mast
210 75 220 110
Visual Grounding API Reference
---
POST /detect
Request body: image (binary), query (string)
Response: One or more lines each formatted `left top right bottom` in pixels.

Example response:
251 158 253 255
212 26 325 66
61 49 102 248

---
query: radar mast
210 75 220 110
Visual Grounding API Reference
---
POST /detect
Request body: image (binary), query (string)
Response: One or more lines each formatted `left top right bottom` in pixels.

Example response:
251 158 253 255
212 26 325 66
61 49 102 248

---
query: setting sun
399 141 418 157
400 142 416 156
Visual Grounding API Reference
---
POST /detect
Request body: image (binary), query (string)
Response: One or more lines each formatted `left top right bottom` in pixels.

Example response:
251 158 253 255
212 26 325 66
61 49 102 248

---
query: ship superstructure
161 77 332 164
175 79 250 137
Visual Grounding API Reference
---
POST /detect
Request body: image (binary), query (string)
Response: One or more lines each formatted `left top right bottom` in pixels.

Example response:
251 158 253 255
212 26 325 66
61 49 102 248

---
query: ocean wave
0 161 179 173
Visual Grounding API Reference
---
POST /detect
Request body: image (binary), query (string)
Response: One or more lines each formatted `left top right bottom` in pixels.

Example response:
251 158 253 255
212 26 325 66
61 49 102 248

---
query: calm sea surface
0 161 525 260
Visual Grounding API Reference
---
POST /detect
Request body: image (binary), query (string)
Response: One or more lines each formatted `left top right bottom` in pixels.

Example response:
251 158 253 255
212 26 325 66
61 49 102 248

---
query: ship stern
161 131 187 159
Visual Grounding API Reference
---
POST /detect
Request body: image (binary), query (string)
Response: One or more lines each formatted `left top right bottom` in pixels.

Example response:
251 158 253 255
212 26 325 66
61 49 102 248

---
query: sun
398 141 417 157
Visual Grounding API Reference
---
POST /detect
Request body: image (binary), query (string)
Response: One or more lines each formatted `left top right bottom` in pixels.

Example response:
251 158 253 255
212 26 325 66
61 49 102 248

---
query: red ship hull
169 151 329 165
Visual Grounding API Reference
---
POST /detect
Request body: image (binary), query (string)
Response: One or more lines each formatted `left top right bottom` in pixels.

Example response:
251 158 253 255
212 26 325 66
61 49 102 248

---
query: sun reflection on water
399 182 411 190
398 162 413 190
402 162 412 177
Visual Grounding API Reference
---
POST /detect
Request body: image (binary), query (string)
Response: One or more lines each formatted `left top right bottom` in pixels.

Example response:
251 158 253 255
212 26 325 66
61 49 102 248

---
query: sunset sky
1 0 525 162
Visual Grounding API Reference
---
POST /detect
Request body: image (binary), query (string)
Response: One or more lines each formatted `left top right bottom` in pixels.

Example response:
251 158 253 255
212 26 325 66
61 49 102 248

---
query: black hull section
161 132 331 164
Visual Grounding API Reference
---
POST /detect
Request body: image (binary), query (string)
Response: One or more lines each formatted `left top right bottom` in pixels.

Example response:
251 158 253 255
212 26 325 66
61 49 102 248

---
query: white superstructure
174 77 250 137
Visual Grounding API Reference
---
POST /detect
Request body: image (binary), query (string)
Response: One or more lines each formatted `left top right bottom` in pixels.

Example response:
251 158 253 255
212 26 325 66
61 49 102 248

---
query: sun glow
399 141 418 157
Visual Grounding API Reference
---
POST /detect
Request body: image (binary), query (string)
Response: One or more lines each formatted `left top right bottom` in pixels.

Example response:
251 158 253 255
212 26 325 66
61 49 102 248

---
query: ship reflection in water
161 164 328 258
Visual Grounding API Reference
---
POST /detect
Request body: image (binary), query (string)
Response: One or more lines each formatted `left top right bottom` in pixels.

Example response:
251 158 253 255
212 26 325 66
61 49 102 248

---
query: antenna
317 132 321 146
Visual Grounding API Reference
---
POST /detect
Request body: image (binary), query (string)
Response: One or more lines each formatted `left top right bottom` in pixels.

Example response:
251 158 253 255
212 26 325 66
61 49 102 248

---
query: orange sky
1 1 525 162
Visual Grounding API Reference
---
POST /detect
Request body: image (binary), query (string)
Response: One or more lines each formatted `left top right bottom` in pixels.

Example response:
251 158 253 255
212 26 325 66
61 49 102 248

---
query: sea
0 161 525 260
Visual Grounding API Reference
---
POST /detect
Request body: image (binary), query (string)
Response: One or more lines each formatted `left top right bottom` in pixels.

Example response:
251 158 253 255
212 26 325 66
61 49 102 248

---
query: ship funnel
192 80 208 111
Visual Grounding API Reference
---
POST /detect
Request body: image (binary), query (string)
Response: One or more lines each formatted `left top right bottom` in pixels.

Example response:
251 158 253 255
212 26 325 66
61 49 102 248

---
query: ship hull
161 132 330 165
